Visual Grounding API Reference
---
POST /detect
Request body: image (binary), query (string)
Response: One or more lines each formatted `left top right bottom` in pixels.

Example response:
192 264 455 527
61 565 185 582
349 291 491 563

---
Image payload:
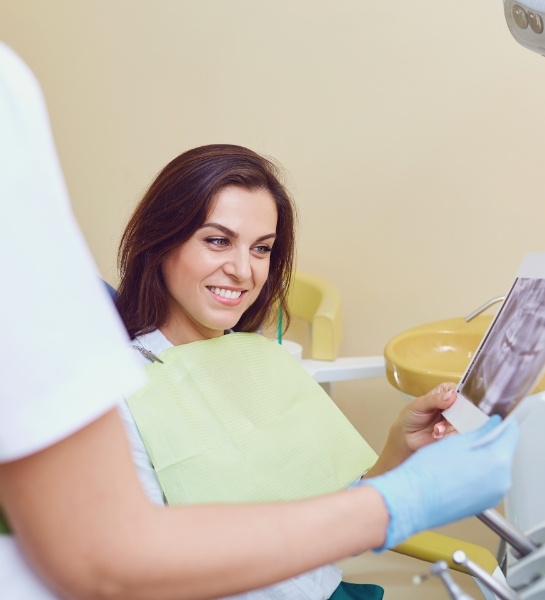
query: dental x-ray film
443 253 545 433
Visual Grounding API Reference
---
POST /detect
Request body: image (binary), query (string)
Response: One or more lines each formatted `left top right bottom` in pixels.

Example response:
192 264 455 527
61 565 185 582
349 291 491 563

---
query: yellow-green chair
288 271 343 360
286 272 385 387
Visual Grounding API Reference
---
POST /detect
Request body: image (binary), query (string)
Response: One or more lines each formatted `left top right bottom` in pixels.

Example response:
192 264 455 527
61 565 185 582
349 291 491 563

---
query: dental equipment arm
414 560 476 600
478 508 540 557
452 551 522 600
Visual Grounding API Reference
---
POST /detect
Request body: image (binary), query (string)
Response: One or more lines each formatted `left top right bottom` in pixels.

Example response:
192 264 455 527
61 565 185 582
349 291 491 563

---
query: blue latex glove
361 415 519 550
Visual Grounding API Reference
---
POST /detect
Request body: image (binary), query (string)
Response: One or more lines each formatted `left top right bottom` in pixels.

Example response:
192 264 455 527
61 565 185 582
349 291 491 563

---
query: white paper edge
442 394 491 433
517 252 545 279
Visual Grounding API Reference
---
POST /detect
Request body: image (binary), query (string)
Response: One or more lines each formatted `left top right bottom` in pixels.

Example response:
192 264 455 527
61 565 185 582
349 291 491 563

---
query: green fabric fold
330 581 384 600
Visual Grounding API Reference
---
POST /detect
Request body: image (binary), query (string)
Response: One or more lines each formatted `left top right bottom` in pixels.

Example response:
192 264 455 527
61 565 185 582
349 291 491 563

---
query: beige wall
2 0 543 552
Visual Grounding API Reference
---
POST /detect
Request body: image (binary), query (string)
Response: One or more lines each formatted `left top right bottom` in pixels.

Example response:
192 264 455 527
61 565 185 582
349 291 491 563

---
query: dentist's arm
0 409 518 600
0 407 388 600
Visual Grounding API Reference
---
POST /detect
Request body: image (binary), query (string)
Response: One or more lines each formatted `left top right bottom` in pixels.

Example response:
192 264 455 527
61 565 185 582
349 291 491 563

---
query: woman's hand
365 382 458 477
396 382 458 452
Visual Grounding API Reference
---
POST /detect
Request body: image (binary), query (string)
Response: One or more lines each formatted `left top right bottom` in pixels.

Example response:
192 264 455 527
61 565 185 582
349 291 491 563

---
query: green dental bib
126 333 377 505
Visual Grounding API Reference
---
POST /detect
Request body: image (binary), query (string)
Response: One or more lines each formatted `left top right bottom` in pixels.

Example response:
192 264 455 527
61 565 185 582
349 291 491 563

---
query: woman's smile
207 286 245 303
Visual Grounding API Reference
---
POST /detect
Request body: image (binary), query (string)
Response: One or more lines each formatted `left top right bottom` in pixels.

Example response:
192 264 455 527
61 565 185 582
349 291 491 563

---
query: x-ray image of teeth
458 277 545 418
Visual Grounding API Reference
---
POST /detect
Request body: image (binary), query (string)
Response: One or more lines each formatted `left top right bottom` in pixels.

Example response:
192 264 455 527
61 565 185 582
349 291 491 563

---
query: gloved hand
361 414 519 550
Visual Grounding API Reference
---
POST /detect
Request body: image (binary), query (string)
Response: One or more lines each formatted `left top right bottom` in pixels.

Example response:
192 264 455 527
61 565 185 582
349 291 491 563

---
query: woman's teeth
211 287 242 300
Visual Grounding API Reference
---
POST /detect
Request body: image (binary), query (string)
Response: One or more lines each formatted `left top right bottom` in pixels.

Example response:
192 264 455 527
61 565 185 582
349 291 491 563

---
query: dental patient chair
103 280 118 300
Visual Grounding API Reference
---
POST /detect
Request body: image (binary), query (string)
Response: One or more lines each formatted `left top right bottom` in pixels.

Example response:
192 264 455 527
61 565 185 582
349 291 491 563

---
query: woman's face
160 185 278 345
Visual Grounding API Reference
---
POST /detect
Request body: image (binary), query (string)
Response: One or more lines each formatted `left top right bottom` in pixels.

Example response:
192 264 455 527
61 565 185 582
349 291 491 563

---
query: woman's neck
159 318 224 346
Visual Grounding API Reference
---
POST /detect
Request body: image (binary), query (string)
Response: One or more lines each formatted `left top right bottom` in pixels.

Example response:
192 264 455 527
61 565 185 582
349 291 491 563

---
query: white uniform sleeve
0 43 146 462
117 398 166 506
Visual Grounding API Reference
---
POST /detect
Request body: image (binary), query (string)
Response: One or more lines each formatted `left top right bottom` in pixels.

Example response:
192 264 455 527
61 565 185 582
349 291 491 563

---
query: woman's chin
203 320 240 336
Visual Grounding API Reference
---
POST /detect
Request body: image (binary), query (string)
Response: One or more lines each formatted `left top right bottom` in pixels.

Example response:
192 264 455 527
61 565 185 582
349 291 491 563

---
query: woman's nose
224 250 251 280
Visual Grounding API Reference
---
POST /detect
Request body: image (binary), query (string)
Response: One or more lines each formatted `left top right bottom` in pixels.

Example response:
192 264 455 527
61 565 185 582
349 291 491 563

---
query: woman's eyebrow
256 233 277 242
201 223 276 242
201 223 238 237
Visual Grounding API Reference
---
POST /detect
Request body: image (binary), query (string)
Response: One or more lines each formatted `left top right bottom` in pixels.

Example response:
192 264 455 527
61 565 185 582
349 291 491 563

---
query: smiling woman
113 146 382 600
116 144 296 341
116 145 383 598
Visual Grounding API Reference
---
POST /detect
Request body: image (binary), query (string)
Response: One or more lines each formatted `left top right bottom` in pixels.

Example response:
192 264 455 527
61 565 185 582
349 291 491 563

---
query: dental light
504 0 545 55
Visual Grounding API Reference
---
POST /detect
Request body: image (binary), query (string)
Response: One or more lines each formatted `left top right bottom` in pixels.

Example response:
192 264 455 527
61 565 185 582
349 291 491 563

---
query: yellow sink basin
384 314 545 397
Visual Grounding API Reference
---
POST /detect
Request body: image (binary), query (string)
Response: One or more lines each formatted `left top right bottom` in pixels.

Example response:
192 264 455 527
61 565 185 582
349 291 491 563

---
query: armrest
392 530 499 575
301 356 386 383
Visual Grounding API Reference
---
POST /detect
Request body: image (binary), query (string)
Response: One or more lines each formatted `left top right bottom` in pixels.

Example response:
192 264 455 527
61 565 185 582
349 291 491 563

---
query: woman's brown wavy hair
116 144 297 339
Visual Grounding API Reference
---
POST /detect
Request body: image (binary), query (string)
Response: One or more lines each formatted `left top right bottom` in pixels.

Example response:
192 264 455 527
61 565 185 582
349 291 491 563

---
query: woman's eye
205 237 229 248
253 244 272 255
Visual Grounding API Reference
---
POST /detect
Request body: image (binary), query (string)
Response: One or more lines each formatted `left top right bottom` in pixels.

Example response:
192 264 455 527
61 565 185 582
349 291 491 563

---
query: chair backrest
103 279 118 300
287 271 343 361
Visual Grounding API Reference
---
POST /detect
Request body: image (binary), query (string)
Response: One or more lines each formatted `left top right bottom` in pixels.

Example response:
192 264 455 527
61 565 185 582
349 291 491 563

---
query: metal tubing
430 561 476 600
465 297 506 322
452 550 521 600
478 509 539 558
